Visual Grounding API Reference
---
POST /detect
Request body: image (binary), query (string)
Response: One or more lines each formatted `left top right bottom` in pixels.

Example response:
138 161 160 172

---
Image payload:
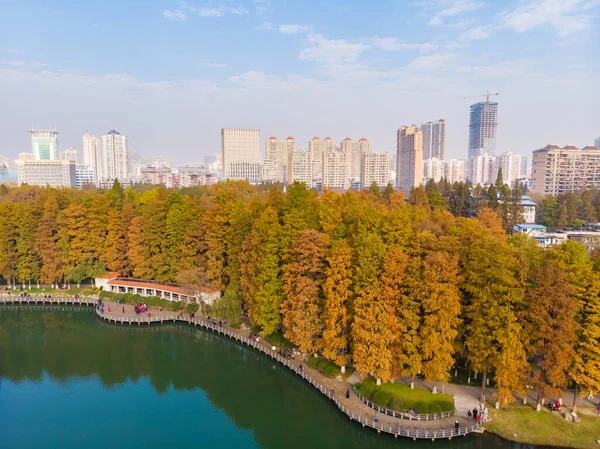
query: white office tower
75 165 95 188
287 150 313 186
396 125 423 195
309 137 324 186
82 132 102 183
467 153 495 185
16 159 76 188
61 147 78 164
322 151 349 189
361 152 389 189
262 159 278 183
444 159 465 184
29 129 59 160
494 152 522 187
222 128 260 181
421 120 446 160
101 130 128 182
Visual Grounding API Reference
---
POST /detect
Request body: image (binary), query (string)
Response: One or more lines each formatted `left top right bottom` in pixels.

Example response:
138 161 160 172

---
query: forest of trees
0 179 599 408
538 190 600 228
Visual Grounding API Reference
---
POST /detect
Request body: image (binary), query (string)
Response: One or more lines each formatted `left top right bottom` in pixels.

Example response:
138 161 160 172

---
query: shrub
358 380 378 399
436 400 455 413
307 357 319 369
428 402 442 414
388 398 405 411
317 359 330 371
323 364 340 378
414 401 429 414
372 390 393 408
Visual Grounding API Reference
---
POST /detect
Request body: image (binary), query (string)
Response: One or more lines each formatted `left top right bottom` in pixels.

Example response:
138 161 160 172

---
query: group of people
467 406 487 423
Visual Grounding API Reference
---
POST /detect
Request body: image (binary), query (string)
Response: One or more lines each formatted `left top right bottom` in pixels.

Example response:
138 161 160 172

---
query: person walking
597 403 600 415
455 420 459 431
346 388 350 399
374 411 379 422
472 408 478 420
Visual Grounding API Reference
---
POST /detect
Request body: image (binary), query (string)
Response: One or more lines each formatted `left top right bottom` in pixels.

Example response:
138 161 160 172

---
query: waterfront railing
0 296 483 440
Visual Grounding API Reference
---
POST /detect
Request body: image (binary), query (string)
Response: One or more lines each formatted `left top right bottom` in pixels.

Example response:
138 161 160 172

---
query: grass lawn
15 287 96 296
307 357 355 380
487 403 600 449
356 379 454 413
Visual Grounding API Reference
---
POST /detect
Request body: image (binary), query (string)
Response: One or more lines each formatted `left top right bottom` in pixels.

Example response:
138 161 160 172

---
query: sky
0 0 598 165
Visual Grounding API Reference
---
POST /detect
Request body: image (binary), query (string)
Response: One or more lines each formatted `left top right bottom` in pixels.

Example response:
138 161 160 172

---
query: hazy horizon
1 0 598 165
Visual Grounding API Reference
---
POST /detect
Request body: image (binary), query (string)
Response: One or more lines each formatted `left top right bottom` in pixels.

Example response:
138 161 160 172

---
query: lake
0 307 528 449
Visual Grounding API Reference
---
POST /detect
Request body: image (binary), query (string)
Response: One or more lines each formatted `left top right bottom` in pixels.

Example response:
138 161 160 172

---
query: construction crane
463 90 499 102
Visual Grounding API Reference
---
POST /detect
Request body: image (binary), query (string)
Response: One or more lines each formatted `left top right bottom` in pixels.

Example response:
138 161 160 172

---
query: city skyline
0 0 598 164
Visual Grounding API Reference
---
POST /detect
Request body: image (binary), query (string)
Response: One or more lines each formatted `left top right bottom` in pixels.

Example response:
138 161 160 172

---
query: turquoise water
0 307 524 449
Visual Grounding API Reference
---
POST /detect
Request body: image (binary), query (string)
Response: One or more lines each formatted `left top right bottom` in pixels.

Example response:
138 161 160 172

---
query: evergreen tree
369 181 382 198
495 168 504 188
383 183 395 201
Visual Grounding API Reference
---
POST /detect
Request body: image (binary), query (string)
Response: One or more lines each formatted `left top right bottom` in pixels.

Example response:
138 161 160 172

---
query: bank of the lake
0 307 532 449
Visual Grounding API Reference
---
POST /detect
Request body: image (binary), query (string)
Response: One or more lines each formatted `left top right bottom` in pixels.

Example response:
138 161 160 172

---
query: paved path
2 295 484 440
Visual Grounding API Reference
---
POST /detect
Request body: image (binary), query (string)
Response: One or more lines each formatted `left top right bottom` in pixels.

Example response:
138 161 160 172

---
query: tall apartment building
265 136 287 183
15 159 76 188
396 125 423 195
595 137 600 149
444 159 465 184
61 147 78 164
423 158 445 183
287 150 313 186
309 137 324 185
82 131 102 182
495 152 522 187
222 128 260 181
323 137 336 153
520 157 528 176
361 152 389 189
532 144 600 195
30 129 59 160
75 165 95 188
101 130 128 182
322 151 349 190
421 120 446 160
468 101 498 159
467 153 495 185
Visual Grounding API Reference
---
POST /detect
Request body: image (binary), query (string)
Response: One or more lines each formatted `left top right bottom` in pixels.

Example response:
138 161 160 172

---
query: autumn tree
321 240 353 369
281 230 327 353
34 193 63 285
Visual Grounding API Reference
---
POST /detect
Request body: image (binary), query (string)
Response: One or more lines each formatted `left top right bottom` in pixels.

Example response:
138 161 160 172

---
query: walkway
0 295 483 440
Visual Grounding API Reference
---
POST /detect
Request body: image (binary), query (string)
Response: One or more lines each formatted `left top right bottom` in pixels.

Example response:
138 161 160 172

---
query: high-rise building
309 137 324 185
467 153 495 186
361 152 389 189
444 159 465 184
265 136 289 183
222 128 260 180
30 129 59 160
262 159 278 183
532 144 600 195
101 130 128 182
323 136 336 154
322 151 349 190
520 157 528 176
396 125 423 195
15 159 76 188
61 147 78 164
18 152 34 160
82 131 102 183
421 120 446 160
495 152 522 187
423 158 445 183
468 101 498 159
75 165 95 188
287 150 313 186
340 138 359 179
595 137 600 149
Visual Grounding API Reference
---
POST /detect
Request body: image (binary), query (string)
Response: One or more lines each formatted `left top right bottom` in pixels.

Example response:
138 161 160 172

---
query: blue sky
1 0 598 164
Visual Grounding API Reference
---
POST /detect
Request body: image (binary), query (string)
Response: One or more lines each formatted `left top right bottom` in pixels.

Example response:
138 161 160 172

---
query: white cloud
256 21 274 30
163 9 187 20
0 60 47 68
176 1 248 18
425 0 485 26
372 37 436 52
299 34 370 64
201 62 227 68
457 24 493 41
500 0 597 36
279 24 309 35
228 70 300 89
405 53 455 71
